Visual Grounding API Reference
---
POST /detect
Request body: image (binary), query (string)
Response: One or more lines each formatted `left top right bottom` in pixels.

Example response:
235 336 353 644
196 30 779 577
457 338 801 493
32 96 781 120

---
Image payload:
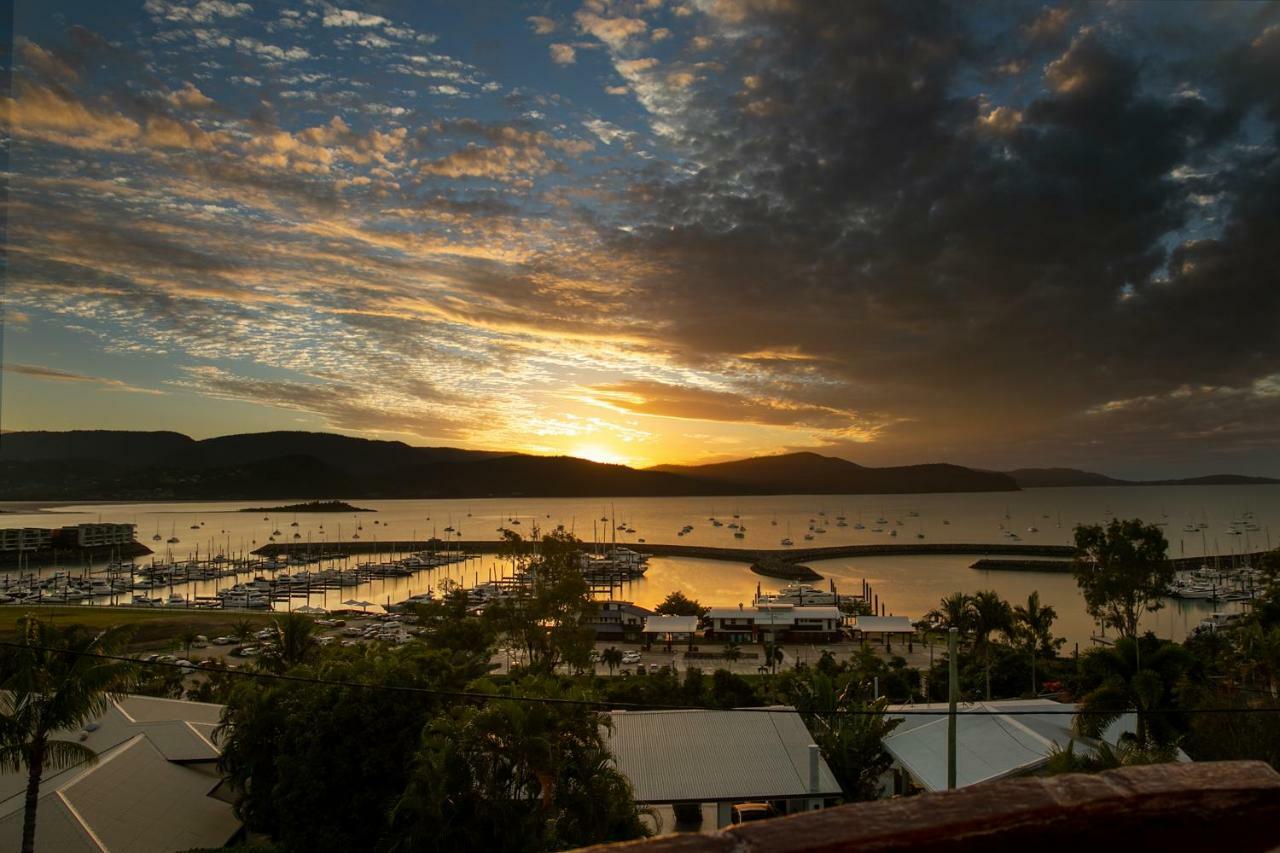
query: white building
0 695 241 852
705 603 843 643
0 528 53 552
60 523 138 547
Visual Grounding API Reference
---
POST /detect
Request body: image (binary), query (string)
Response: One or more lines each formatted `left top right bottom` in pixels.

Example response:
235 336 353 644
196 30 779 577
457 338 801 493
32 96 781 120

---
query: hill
0 432 1019 499
649 451 1018 494
1006 467 1279 488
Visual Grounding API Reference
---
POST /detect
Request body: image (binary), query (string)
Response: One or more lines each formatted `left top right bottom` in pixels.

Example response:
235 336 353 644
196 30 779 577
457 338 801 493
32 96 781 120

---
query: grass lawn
0 606 276 648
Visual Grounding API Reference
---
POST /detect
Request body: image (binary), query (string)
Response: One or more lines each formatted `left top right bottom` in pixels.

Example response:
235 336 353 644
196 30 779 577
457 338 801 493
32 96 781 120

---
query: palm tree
1012 592 1061 695
178 628 200 660
231 618 254 645
763 642 784 675
926 592 972 634
601 646 623 675
1074 635 1190 747
968 590 1012 700
269 613 317 672
723 642 742 664
1239 623 1280 698
0 617 136 853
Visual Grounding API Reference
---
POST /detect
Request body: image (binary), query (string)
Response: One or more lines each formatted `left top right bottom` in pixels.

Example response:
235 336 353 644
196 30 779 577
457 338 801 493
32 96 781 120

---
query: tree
179 628 200 659
387 680 649 852
789 671 899 801
265 613 317 672
231 618 255 645
0 617 135 853
1073 519 1174 639
763 642 784 675
1012 591 1062 695
723 642 742 663
601 647 623 676
926 592 972 634
485 528 598 674
968 590 1012 701
653 591 707 618
1074 635 1193 747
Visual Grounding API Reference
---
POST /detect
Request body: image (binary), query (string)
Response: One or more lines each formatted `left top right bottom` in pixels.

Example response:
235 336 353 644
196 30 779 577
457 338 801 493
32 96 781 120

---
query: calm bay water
3 484 1276 647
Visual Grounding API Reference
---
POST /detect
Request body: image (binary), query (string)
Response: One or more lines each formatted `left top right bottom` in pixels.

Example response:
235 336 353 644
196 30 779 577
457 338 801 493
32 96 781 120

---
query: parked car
730 803 778 825
211 636 234 646
621 651 642 664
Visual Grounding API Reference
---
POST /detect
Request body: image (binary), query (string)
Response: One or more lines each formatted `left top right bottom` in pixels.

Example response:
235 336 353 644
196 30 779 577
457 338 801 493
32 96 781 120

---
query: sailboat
166 521 180 544
152 521 162 542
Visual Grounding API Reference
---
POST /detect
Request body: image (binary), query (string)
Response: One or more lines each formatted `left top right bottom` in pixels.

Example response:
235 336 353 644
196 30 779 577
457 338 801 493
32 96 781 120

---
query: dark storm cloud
587 0 1280 468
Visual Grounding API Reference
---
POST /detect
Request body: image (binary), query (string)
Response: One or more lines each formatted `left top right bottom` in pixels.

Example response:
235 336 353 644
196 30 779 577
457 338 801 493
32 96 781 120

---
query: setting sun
570 445 631 466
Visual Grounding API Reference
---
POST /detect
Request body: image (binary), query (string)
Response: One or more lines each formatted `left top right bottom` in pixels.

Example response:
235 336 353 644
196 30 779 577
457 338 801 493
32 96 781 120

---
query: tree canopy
1073 518 1174 639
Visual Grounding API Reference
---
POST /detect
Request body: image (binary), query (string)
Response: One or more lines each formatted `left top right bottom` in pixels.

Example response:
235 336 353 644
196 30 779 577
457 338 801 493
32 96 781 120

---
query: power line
4 639 1280 716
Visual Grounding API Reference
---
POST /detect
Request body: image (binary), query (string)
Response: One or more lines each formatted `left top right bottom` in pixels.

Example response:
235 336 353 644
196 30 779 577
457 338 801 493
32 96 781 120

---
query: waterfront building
642 614 699 646
0 527 54 552
703 603 843 643
56 522 138 548
587 600 654 640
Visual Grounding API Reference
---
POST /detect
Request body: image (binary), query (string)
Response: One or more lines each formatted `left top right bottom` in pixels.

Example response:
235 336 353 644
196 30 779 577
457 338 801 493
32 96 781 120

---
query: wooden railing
573 761 1280 852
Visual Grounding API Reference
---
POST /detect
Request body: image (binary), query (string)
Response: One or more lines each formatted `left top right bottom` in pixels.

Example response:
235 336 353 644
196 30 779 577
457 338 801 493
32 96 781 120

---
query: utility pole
947 627 959 791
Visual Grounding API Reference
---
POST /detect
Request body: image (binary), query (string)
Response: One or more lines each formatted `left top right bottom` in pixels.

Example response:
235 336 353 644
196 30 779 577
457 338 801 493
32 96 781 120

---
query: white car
621 651 642 664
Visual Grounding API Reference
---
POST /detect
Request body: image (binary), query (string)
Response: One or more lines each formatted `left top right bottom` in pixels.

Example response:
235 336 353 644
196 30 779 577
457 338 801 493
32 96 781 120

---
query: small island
750 556 823 581
238 500 376 513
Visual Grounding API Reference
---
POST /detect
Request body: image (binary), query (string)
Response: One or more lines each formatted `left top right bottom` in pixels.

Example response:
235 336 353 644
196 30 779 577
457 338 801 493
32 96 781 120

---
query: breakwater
252 540 1080 563
971 550 1270 574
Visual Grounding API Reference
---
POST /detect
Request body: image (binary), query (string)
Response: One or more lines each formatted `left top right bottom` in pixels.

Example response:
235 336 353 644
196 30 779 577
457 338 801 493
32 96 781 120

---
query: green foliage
1012 591 1063 694
386 679 649 853
218 644 493 853
926 592 972 635
1043 739 1178 775
485 527 598 675
261 613 318 673
786 670 900 801
1073 519 1173 639
709 669 764 708
0 616 137 853
653 591 707 618
1073 634 1195 747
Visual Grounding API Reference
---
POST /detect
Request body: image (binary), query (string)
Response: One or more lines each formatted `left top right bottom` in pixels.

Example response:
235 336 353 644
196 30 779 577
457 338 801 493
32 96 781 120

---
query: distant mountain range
0 430 1272 500
1002 467 1280 488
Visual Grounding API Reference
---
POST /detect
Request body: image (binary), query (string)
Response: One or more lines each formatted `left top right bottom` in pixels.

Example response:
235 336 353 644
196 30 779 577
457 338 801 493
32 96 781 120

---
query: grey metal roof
881 700 1171 792
0 695 239 853
603 709 842 803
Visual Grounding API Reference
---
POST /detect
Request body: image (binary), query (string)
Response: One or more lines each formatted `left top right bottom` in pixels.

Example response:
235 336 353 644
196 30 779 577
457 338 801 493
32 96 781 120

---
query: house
704 603 843 643
879 698 1190 795
587 601 653 640
0 695 241 852
603 708 842 831
642 614 699 647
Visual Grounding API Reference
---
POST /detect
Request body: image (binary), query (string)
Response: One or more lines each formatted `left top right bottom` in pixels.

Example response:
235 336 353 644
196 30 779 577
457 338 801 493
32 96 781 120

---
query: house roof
706 605 842 624
0 695 239 853
642 615 699 634
603 708 842 803
881 700 1178 792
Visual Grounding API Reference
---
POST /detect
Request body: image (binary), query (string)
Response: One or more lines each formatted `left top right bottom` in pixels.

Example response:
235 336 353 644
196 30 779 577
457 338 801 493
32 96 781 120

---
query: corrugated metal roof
705 605 842 624
604 709 842 802
60 736 240 853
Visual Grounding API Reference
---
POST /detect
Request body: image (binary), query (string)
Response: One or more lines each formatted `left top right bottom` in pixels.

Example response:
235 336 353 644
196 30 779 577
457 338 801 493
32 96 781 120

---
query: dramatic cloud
7 1 1280 474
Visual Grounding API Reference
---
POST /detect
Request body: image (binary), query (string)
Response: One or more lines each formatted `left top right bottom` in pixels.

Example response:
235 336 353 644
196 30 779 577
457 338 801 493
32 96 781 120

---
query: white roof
849 615 915 633
604 709 841 802
882 700 1181 792
706 605 841 624
0 695 239 853
642 615 699 634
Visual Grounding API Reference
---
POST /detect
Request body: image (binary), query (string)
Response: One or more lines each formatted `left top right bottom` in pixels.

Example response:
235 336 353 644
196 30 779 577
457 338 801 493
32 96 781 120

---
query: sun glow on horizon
570 444 633 466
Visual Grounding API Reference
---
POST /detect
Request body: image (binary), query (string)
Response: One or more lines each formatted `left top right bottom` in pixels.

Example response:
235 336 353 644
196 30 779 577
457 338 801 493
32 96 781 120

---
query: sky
2 0 1279 478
